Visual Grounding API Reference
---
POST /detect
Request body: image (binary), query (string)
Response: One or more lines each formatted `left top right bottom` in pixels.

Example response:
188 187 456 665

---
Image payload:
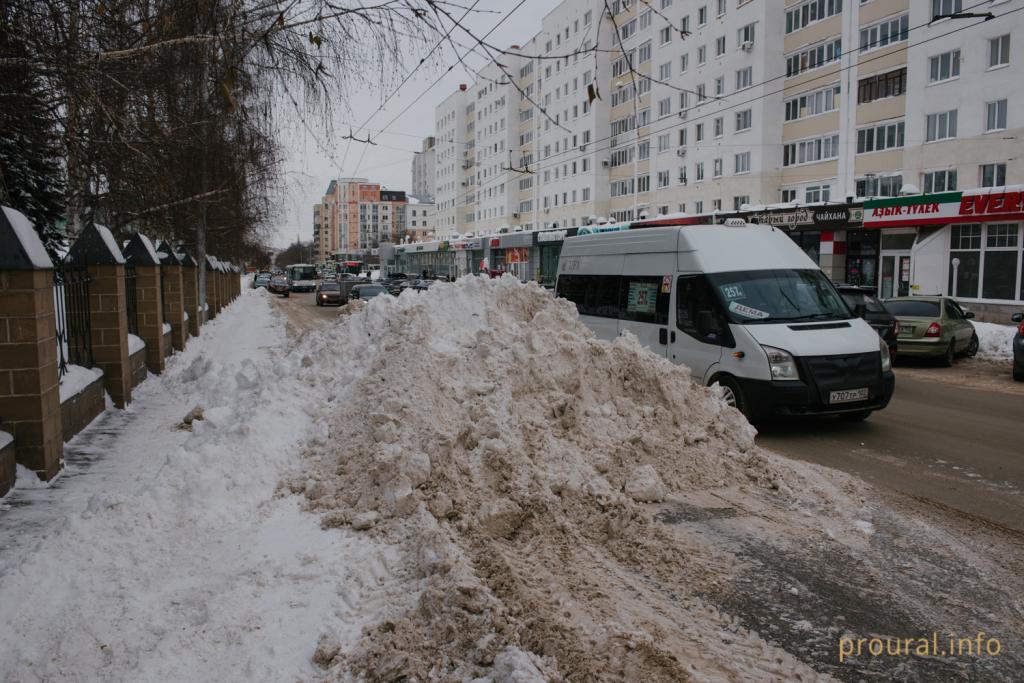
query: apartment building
406 198 436 241
313 179 408 262
470 60 522 233
410 136 437 203
433 86 473 235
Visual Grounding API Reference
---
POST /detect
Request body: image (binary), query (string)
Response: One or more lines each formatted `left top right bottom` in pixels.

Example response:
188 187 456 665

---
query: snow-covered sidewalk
0 289 403 681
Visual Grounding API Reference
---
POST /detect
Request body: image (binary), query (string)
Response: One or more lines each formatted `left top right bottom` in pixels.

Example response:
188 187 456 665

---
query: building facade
406 199 436 241
411 136 437 202
312 178 409 263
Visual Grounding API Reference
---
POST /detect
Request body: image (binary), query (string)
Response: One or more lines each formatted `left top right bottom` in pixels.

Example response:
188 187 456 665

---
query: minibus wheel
711 375 748 418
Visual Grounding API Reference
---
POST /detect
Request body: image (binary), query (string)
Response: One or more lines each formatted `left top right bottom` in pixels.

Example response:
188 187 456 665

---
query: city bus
285 263 318 292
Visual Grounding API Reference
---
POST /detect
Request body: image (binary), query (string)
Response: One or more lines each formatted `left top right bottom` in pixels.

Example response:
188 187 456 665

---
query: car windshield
840 291 886 314
885 300 941 317
708 269 852 324
359 286 385 297
320 283 340 291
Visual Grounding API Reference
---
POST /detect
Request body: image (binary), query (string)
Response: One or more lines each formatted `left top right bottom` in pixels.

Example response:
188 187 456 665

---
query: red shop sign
959 191 1024 220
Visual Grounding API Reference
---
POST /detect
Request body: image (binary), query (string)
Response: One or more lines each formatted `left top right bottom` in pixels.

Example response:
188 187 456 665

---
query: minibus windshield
708 269 852 324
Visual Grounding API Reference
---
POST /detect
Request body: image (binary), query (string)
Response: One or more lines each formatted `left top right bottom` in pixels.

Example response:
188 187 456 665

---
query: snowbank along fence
0 205 242 495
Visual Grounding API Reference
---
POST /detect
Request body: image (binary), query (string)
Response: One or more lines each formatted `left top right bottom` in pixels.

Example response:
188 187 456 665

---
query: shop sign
863 192 962 228
750 209 811 227
490 237 500 248
506 247 529 263
439 241 450 252
455 240 481 250
812 208 849 227
959 190 1024 220
536 228 578 244
577 223 629 235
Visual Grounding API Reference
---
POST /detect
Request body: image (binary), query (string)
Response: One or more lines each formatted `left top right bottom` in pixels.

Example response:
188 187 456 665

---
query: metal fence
125 264 139 336
54 263 94 379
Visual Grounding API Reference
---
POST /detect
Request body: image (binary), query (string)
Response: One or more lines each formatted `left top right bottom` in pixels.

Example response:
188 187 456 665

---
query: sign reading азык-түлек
863 192 962 228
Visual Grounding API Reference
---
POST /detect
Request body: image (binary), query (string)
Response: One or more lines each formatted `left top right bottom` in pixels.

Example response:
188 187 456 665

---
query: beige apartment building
313 178 408 264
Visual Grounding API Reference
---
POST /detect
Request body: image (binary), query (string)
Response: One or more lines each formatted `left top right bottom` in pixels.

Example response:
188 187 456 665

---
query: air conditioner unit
741 41 754 52
579 144 587 152
544 208 551 213
512 212 519 218
676 146 687 157
679 109 688 120
602 159 610 167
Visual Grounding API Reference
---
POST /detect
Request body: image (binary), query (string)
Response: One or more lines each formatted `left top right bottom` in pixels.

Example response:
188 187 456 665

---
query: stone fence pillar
67 223 132 408
0 206 63 482
205 256 219 320
180 253 200 338
124 234 165 374
155 242 186 351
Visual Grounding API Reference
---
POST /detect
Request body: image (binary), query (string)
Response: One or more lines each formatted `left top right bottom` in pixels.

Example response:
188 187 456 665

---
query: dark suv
836 285 899 357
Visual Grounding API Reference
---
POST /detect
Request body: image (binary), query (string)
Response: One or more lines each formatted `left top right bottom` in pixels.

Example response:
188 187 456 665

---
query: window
657 170 670 188
714 76 724 96
737 23 755 47
735 151 750 174
781 188 797 202
714 117 724 137
696 123 705 142
856 174 903 198
695 200 704 213
857 68 906 104
925 110 957 142
805 184 830 202
697 83 707 101
946 222 1020 301
639 40 652 63
989 35 1010 68
582 187 590 201
717 0 726 16
735 67 752 90
712 199 722 211
932 0 962 17
584 10 592 24
786 0 844 35
554 275 669 325
981 163 1006 188
859 14 908 52
856 121 904 153
785 84 840 120
659 61 672 80
680 53 689 72
678 128 687 146
716 36 726 57
620 18 637 41
922 169 957 193
985 99 1008 132
660 26 672 45
681 15 690 34
783 134 840 166
786 39 842 77
657 133 671 152
639 9 652 30
735 109 752 131
698 45 707 65
638 175 650 192
733 196 750 211
698 6 707 25
661 0 673 7
713 158 723 177
929 50 960 82
658 97 672 118
696 162 705 181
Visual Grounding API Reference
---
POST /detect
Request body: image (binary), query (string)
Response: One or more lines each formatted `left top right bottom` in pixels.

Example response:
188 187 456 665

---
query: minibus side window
618 276 670 325
556 274 620 319
676 275 733 346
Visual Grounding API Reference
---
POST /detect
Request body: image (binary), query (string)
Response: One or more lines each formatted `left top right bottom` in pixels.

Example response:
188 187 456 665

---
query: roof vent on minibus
724 218 747 227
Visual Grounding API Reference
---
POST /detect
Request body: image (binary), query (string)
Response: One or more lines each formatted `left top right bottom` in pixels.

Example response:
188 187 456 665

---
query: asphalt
758 372 1024 533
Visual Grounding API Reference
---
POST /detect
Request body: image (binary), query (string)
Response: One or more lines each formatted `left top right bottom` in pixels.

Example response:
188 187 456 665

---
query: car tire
840 409 872 422
966 333 979 357
284 292 290 298
1014 365 1024 382
711 374 752 421
940 340 955 367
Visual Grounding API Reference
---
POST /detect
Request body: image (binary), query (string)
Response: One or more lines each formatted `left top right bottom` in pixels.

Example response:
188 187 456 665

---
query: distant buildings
411 137 437 202
312 178 408 264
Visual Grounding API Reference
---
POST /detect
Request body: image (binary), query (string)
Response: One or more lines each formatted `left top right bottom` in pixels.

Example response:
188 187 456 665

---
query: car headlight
762 345 799 381
879 337 892 373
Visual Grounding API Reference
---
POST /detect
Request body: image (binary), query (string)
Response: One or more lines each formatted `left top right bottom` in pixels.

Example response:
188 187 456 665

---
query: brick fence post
179 253 201 338
124 234 165 374
204 256 219 320
0 206 63 482
68 224 132 408
155 242 186 351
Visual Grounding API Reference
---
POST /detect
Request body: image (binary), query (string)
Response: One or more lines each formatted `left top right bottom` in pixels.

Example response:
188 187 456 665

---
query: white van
555 220 895 422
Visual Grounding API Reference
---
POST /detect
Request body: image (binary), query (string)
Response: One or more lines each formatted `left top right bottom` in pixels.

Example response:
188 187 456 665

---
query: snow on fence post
123 234 166 375
67 223 133 408
155 241 187 351
179 252 201 337
0 206 63 488
204 256 221 320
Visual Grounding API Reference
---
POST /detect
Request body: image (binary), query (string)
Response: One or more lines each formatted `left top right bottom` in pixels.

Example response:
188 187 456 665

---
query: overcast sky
271 0 554 249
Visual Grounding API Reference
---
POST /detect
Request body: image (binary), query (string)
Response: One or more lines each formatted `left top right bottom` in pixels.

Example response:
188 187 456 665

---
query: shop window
982 225 1020 300
947 223 1022 301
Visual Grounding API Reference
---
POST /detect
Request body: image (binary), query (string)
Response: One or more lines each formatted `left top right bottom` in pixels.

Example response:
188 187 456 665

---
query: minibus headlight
880 337 892 373
762 345 799 381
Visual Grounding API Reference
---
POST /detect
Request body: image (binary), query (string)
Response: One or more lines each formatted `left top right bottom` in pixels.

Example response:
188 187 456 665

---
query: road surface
758 368 1024 534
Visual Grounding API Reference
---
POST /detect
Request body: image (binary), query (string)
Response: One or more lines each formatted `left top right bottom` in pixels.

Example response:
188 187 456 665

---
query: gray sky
271 0 554 250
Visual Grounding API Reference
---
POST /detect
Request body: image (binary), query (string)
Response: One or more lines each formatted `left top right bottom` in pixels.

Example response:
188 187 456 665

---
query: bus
340 260 363 275
285 263 318 292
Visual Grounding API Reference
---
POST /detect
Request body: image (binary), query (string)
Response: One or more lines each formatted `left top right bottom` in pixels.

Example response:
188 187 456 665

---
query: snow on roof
94 224 127 264
59 365 104 403
137 234 160 264
2 206 53 268
0 430 12 452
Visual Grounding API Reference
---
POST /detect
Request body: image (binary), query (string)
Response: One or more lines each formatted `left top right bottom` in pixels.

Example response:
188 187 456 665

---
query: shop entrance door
880 252 912 298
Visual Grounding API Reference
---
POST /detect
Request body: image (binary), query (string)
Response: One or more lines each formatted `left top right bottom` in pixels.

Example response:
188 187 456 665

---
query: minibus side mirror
1012 312 1023 323
964 310 975 319
853 303 867 319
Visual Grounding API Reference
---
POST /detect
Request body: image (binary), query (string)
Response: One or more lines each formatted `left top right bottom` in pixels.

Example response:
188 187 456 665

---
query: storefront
489 232 535 282
533 227 578 287
452 238 483 277
864 188 1024 316
395 240 457 278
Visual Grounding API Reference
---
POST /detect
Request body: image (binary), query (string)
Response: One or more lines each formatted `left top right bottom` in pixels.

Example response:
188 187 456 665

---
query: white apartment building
406 198 436 241
410 136 437 202
470 60 521 233
433 85 472 235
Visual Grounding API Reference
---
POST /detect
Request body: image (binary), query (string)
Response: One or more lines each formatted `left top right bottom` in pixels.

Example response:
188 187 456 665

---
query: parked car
251 272 272 289
350 284 388 300
884 296 978 366
315 281 345 306
1012 312 1024 381
836 285 899 357
267 275 290 297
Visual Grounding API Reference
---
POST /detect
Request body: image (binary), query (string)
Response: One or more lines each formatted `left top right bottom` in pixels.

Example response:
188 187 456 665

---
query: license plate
899 326 914 337
830 388 869 404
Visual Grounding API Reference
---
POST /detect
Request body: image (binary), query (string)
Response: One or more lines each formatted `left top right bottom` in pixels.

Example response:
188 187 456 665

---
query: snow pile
59 364 104 402
293 276 829 681
973 321 1017 360
127 333 145 355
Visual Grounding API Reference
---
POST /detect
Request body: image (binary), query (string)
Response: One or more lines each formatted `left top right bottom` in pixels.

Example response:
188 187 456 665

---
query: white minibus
555 219 895 422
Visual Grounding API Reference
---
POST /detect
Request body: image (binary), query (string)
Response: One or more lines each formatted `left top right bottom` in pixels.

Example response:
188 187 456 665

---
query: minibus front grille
787 322 852 331
800 352 880 389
